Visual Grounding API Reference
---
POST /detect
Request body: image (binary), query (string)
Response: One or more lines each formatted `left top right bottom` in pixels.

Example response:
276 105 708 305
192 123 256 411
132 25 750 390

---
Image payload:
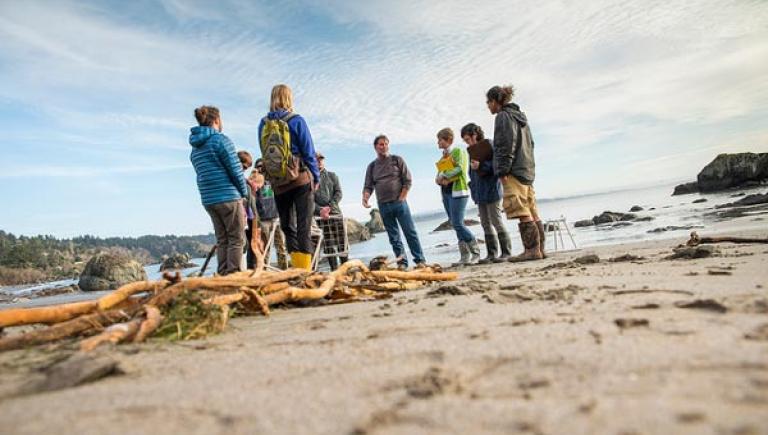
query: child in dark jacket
461 123 512 263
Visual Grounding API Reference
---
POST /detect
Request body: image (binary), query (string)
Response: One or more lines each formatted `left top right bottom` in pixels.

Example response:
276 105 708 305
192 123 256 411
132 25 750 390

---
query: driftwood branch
686 231 768 246
0 300 99 328
134 305 163 343
80 318 142 352
98 280 169 311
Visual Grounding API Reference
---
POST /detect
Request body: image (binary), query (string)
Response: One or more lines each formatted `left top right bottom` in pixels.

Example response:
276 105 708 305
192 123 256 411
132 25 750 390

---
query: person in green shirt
435 127 480 265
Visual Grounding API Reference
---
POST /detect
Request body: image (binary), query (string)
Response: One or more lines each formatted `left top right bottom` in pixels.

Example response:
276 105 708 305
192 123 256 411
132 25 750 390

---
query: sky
0 0 767 238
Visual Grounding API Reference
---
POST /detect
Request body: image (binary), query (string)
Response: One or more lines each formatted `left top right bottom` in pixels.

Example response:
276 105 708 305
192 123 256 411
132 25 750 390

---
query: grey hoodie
492 103 535 185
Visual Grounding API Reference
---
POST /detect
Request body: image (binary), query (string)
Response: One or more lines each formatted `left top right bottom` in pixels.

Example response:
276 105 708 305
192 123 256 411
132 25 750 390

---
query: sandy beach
1 229 767 435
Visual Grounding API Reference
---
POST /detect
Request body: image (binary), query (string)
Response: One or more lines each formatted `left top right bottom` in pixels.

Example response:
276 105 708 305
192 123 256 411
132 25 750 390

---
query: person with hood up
189 105 249 275
486 85 546 262
258 84 320 271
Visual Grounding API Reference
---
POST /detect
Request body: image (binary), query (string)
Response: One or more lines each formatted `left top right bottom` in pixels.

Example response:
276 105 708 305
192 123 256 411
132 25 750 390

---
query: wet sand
1 230 767 435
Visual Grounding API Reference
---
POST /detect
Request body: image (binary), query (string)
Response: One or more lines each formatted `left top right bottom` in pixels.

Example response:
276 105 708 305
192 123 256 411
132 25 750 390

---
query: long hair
270 84 293 112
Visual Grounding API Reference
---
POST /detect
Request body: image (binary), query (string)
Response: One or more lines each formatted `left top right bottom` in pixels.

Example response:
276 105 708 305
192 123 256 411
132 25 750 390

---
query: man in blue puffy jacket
189 105 248 275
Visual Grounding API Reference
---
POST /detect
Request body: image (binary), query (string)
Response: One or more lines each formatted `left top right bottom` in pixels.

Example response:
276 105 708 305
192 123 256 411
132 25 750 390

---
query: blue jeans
441 192 475 243
378 200 426 266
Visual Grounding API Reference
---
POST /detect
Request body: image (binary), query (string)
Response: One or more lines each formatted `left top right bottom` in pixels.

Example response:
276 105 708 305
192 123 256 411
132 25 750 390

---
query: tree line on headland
0 231 214 286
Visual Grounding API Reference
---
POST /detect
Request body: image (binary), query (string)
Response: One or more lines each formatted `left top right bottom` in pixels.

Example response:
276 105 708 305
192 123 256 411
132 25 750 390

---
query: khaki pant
501 176 539 219
205 200 245 275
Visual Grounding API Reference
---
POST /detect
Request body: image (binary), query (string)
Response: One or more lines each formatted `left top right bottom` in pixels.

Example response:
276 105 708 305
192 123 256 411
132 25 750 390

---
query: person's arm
479 159 494 176
362 163 374 208
216 135 248 199
292 116 320 185
493 113 517 177
331 172 342 207
398 156 411 201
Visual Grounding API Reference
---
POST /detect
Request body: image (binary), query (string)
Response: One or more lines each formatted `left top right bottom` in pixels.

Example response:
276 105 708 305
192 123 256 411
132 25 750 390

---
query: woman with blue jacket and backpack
461 123 513 263
189 105 248 275
258 84 320 271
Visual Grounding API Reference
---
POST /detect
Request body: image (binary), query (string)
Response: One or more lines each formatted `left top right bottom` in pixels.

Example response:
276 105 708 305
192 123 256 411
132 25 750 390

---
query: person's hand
499 175 509 183
313 182 320 191
398 190 408 202
320 206 331 220
470 159 480 170
435 175 443 185
362 198 371 208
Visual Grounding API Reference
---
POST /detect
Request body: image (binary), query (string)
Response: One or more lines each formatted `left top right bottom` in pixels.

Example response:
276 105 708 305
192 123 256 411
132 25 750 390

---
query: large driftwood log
80 318 142 352
0 304 142 352
686 231 768 246
0 300 99 328
134 305 163 343
98 280 169 311
265 276 337 305
369 270 459 281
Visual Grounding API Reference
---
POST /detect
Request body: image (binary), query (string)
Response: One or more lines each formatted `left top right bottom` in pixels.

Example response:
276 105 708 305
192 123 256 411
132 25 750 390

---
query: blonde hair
270 84 293 112
436 127 454 141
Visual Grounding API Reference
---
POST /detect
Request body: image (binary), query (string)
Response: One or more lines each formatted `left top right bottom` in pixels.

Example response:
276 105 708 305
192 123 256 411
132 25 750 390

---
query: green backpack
260 113 301 186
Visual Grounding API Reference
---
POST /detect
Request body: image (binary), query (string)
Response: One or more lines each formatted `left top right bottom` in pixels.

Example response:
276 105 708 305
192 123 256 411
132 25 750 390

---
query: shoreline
0 228 766 434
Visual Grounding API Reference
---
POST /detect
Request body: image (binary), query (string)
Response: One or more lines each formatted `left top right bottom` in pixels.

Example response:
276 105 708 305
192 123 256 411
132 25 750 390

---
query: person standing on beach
314 152 347 270
434 127 480 266
252 159 289 269
363 135 427 270
237 150 259 270
461 123 513 263
486 85 545 261
258 84 320 271
189 106 248 275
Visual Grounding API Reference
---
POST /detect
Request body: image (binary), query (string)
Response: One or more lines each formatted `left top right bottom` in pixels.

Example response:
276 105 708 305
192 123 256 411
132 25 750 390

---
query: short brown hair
436 128 453 141
270 84 293 112
373 134 389 146
486 85 515 105
194 105 220 127
460 123 485 141
237 150 252 167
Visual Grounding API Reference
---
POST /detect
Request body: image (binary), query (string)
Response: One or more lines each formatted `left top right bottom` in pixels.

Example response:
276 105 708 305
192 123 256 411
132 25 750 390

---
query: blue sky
0 0 767 237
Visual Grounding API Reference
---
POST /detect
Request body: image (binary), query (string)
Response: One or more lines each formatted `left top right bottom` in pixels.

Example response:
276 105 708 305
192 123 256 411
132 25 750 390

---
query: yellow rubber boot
290 252 312 271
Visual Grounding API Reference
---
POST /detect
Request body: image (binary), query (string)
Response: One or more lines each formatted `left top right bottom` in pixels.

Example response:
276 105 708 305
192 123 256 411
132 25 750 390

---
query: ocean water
3 182 765 302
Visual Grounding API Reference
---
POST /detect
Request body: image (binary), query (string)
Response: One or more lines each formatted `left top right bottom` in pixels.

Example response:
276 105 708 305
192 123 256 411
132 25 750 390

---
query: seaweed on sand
154 291 228 341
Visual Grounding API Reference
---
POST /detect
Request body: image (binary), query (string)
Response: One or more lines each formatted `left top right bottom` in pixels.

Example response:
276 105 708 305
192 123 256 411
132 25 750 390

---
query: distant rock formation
629 205 644 212
158 253 196 271
673 152 768 195
433 218 481 232
78 252 147 292
573 211 654 228
345 218 372 244
365 209 385 234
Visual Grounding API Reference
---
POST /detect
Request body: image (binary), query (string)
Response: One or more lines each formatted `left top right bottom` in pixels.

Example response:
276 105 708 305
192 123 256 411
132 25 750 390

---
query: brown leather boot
535 220 547 259
508 221 543 262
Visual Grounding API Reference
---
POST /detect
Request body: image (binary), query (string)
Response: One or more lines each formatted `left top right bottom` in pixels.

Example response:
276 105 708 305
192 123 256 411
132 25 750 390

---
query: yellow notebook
435 156 455 172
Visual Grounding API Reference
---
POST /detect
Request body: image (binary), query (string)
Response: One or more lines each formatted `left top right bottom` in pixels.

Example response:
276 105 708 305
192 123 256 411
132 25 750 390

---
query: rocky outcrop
433 218 481 232
158 253 197 271
365 209 385 234
673 182 699 196
629 205 643 212
574 211 654 228
345 218 372 244
714 192 768 209
78 253 147 292
698 153 768 192
673 152 768 195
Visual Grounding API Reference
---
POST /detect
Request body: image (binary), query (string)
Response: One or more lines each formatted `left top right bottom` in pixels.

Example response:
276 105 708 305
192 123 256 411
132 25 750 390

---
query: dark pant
275 183 314 254
379 200 426 266
205 200 245 275
441 192 474 243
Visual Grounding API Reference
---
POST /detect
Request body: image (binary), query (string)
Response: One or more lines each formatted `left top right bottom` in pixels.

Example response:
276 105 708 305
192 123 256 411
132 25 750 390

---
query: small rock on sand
574 254 600 264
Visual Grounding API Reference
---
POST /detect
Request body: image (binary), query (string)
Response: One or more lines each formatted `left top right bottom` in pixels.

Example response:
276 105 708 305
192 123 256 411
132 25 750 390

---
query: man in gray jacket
486 85 545 262
314 152 347 270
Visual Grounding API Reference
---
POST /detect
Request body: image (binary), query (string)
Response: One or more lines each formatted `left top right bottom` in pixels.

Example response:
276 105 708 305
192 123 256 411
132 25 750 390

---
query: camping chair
542 216 578 251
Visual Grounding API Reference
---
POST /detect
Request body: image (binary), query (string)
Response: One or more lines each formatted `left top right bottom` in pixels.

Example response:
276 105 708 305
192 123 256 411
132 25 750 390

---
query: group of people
189 84 545 276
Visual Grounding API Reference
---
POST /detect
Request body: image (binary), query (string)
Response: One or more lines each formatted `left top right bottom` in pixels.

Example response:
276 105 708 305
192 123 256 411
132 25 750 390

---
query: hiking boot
452 241 471 266
508 222 543 262
414 262 428 270
467 239 481 264
396 261 408 271
536 220 548 259
478 234 499 264
493 231 513 263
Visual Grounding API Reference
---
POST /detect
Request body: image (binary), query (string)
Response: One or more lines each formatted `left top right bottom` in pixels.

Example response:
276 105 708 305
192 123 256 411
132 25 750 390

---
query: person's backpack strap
281 112 298 123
